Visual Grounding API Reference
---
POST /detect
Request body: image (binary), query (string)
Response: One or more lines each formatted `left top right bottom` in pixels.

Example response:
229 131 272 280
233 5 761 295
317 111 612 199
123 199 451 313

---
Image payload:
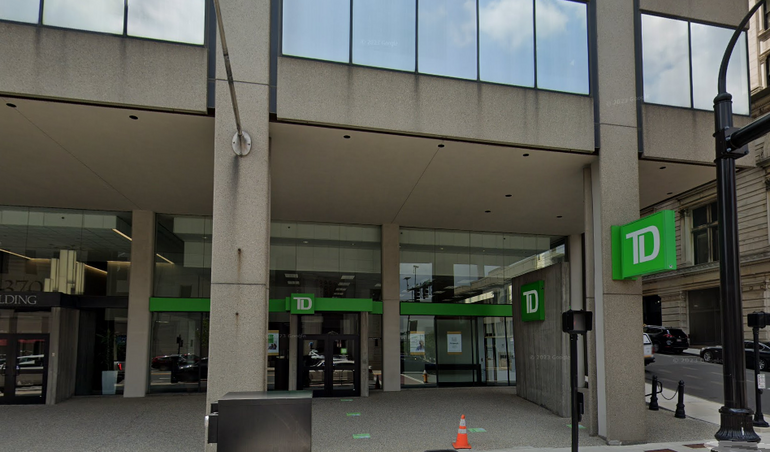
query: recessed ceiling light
288 281 300 285
338 282 351 286
660 166 666 170
302 240 309 244
667 192 673 195
343 135 351 139
557 215 563 218
438 144 445 148
485 210 491 213
6 103 16 108
129 115 138 120
341 275 355 280
505 194 512 198
523 153 530 157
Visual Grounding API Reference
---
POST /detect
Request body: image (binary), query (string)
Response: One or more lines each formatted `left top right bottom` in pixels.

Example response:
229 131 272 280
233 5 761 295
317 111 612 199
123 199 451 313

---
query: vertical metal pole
571 333 578 452
753 327 768 427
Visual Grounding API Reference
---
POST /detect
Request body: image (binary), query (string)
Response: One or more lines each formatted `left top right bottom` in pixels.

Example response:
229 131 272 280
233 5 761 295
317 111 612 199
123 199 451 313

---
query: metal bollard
649 375 659 411
675 380 686 419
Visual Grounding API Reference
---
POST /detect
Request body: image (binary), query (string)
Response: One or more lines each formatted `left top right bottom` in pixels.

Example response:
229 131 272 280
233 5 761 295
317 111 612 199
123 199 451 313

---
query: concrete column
206 0 272 427
360 311 369 397
288 314 298 391
583 167 599 436
568 234 586 389
124 210 155 398
589 0 645 443
381 224 401 391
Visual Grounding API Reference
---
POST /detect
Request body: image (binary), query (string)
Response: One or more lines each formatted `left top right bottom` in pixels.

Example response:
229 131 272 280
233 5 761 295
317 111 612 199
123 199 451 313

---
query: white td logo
625 225 660 265
523 290 539 314
295 297 313 311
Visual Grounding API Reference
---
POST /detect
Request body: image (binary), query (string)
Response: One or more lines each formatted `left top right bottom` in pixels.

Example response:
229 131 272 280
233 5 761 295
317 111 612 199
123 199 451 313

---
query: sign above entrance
290 294 316 314
521 281 545 322
612 210 676 280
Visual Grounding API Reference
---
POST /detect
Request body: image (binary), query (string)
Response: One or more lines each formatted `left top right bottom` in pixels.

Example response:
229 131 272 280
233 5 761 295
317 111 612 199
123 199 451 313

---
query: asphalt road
645 352 770 412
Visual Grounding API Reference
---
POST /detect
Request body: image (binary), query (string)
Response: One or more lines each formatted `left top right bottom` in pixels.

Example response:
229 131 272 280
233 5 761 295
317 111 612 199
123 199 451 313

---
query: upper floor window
691 201 719 265
282 0 589 95
641 14 749 115
0 0 206 45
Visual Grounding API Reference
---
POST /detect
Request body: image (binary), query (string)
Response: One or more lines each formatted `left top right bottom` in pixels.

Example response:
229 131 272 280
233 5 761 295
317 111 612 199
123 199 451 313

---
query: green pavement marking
340 399 353 402
353 433 371 439
346 412 361 416
467 428 486 433
566 424 586 429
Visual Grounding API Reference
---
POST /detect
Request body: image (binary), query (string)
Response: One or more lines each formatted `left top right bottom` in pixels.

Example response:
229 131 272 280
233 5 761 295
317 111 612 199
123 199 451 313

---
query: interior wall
512 263 570 417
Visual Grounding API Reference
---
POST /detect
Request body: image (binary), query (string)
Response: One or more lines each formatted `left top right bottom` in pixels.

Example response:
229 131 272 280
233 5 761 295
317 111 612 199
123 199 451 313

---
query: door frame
0 334 50 405
298 334 360 397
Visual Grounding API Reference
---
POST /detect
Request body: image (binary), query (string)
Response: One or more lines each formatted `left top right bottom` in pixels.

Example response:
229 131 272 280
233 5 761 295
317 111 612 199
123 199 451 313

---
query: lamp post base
715 407 761 443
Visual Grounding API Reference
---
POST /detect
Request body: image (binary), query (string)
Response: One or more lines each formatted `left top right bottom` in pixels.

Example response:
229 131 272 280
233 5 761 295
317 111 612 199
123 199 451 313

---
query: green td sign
290 293 315 314
521 280 545 322
612 210 676 280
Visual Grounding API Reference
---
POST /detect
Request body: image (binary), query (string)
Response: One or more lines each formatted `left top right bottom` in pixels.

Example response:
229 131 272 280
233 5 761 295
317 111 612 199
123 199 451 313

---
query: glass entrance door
0 334 49 404
299 335 359 397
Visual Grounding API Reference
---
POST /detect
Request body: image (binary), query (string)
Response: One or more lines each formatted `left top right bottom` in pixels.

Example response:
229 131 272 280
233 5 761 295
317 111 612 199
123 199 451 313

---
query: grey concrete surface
0 387 719 452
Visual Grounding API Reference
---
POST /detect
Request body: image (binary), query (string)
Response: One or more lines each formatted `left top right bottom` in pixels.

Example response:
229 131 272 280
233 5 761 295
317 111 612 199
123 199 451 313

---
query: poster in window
447 332 462 354
268 330 279 355
410 331 425 355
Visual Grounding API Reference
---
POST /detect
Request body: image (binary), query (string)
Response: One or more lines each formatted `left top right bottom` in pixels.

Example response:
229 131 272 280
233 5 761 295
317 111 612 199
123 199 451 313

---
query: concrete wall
46 307 79 404
0 22 208 112
640 0 747 26
512 263 571 417
381 224 401 391
276 58 595 153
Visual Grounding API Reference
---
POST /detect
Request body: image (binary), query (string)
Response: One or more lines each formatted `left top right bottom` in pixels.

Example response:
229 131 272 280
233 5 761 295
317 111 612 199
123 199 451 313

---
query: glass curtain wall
154 215 212 298
282 0 589 94
0 206 132 296
148 312 209 393
75 308 127 395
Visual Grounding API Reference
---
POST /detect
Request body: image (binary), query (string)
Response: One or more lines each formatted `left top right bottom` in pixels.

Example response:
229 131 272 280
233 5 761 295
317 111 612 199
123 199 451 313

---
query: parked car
170 357 208 383
151 353 199 371
701 341 770 370
643 325 689 353
644 333 655 366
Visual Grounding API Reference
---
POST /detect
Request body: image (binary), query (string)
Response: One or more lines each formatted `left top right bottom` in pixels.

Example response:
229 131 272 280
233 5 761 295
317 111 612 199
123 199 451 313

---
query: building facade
0 0 754 446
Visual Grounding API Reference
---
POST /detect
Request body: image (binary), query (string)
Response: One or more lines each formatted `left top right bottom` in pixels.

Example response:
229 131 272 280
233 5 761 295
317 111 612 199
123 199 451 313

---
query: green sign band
400 302 512 317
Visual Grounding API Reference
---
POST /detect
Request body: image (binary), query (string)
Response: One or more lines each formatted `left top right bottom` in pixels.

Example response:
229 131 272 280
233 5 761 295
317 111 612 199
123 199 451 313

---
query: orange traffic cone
452 414 472 449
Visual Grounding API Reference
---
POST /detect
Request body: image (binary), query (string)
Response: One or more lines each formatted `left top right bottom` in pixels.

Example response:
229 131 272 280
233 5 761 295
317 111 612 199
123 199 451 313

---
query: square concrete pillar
124 210 155 398
381 224 401 391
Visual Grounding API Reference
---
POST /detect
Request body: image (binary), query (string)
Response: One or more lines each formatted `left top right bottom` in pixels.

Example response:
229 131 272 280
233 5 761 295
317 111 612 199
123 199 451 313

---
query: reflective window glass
283 0 350 63
418 0 477 80
690 23 749 115
127 0 206 45
400 315 437 386
642 15 690 108
479 0 534 87
0 0 40 24
154 215 212 298
149 312 208 394
43 0 125 35
535 0 588 94
352 0 416 71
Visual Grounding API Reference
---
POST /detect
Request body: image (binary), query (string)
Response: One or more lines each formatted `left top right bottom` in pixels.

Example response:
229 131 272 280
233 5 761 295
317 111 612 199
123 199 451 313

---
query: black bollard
675 380 686 418
649 375 659 410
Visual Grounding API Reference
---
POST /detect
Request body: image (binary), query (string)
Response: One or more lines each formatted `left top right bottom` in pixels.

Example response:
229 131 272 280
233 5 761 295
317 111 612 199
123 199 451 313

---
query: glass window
690 23 749 115
418 0 477 80
479 0 534 87
0 0 40 24
352 0 416 71
282 0 350 63
149 312 208 394
642 14 691 108
535 0 588 94
0 310 50 334
400 315 437 386
268 312 290 391
154 215 212 298
691 201 718 265
0 207 132 296
43 0 125 35
270 222 381 301
127 0 206 45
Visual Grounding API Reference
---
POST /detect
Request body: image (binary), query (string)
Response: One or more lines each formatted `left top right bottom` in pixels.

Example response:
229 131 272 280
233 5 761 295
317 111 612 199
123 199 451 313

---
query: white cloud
479 0 533 51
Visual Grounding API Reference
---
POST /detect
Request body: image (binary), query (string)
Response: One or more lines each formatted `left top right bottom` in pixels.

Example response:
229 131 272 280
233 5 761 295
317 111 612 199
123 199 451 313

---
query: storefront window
400 315 437 386
148 312 209 393
0 207 132 296
268 312 290 391
154 215 212 298
368 314 383 389
270 222 381 301
399 228 562 303
0 310 50 334
74 308 127 395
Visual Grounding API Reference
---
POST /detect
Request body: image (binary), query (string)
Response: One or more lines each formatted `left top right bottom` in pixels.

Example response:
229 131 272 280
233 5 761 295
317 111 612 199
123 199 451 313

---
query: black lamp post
713 0 770 444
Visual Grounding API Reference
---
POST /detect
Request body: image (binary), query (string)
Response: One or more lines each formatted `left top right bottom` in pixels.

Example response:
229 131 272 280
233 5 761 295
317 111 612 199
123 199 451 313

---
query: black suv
643 325 689 354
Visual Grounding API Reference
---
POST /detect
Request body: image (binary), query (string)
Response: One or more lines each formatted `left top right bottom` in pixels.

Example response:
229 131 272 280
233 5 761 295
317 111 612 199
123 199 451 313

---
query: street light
712 0 769 445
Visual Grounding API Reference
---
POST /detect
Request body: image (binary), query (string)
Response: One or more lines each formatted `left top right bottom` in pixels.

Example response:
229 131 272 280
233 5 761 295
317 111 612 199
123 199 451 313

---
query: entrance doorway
0 334 49 404
299 334 359 397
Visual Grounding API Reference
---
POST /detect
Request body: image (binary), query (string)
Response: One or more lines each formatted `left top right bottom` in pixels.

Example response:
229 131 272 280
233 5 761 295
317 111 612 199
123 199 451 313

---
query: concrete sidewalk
0 386 726 452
